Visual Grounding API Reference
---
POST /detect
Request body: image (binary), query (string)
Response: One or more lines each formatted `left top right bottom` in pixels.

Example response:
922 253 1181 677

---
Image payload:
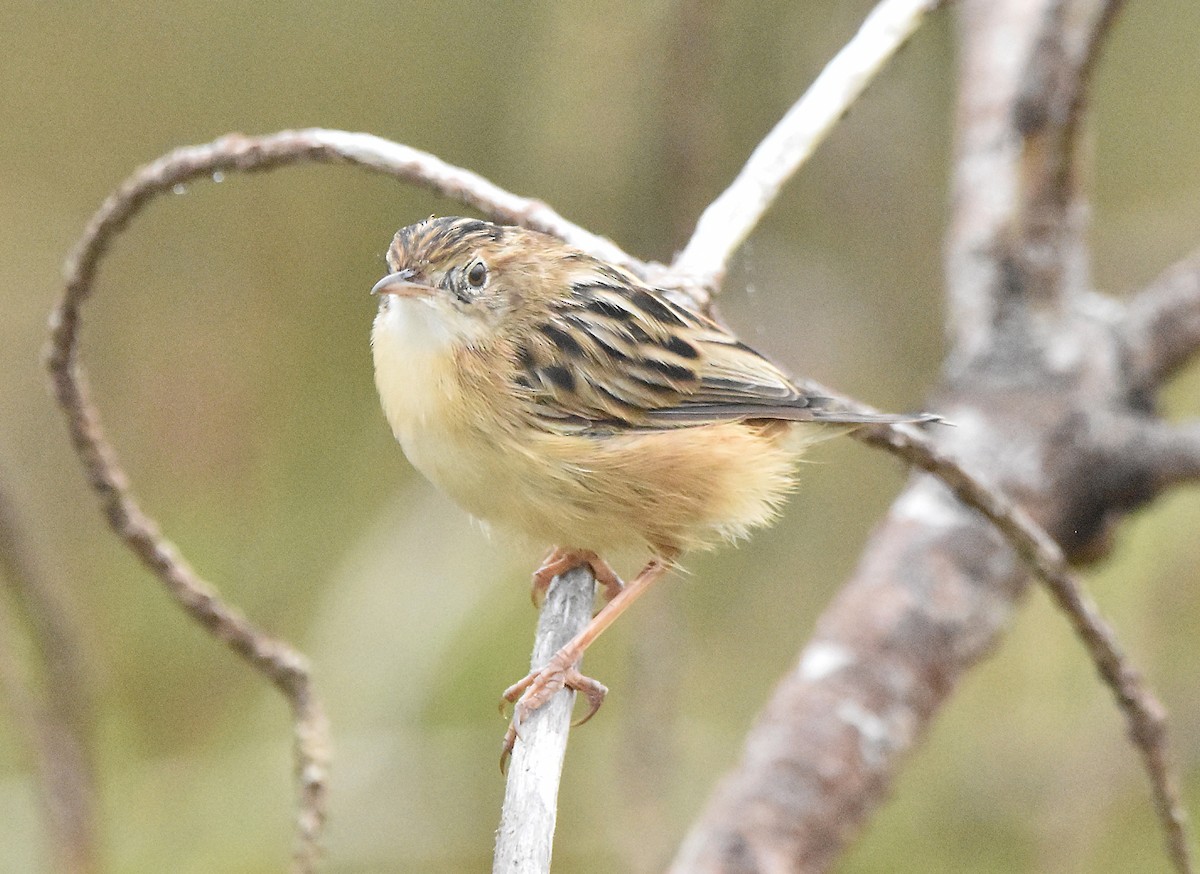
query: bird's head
372 216 570 344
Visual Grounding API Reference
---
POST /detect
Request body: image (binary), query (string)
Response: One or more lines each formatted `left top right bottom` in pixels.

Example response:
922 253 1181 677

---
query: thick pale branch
671 475 1026 873
846 405 1191 873
671 0 945 291
1008 0 1126 298
860 424 1183 864
1013 0 1126 159
945 0 1124 359
678 0 1193 867
1123 249 1200 388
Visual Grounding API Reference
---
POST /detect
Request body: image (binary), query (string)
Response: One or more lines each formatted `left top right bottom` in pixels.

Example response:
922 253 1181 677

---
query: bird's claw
498 649 608 773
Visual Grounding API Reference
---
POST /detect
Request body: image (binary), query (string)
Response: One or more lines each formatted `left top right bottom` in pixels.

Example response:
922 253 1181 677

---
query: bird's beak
371 269 434 298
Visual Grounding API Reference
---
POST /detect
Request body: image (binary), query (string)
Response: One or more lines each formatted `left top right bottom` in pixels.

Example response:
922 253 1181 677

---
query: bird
369 215 936 767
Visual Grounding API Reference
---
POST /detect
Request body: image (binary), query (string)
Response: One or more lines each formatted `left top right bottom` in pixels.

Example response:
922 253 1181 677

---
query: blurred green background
2 2 1199 872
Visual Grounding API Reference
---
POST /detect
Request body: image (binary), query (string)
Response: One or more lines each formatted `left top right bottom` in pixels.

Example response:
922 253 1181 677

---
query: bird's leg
530 547 624 606
502 553 676 770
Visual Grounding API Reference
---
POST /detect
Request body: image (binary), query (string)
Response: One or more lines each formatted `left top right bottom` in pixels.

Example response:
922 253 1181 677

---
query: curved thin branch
671 0 945 291
1123 249 1200 389
54 128 643 311
311 130 640 271
46 136 348 872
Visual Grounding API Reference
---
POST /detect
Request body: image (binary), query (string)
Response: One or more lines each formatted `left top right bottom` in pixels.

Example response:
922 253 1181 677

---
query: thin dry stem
0 470 97 874
671 0 945 291
312 130 639 271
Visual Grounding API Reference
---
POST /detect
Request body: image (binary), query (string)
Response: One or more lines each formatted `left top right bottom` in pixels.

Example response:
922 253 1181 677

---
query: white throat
371 297 459 438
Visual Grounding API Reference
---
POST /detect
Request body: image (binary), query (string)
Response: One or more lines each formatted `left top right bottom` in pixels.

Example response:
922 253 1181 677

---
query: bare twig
54 129 644 308
671 0 946 291
1013 0 1126 150
0 606 93 874
493 567 597 874
1140 420 1200 490
0 469 97 874
312 130 639 271
1124 249 1200 389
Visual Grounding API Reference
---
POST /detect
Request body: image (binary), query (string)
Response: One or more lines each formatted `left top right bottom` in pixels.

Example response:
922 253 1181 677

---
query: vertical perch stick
494 566 597 874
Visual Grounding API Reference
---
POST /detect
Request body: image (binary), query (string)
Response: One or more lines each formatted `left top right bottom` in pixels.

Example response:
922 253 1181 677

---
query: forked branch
856 417 1190 873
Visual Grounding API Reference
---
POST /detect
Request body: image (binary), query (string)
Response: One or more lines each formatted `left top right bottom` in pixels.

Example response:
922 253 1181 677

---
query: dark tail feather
637 400 946 428
805 408 945 426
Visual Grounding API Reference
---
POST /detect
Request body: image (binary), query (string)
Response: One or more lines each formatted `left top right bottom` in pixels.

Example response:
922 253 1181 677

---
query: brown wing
511 270 924 434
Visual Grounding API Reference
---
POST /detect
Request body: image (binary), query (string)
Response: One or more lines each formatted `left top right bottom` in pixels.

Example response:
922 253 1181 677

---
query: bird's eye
466 261 488 289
